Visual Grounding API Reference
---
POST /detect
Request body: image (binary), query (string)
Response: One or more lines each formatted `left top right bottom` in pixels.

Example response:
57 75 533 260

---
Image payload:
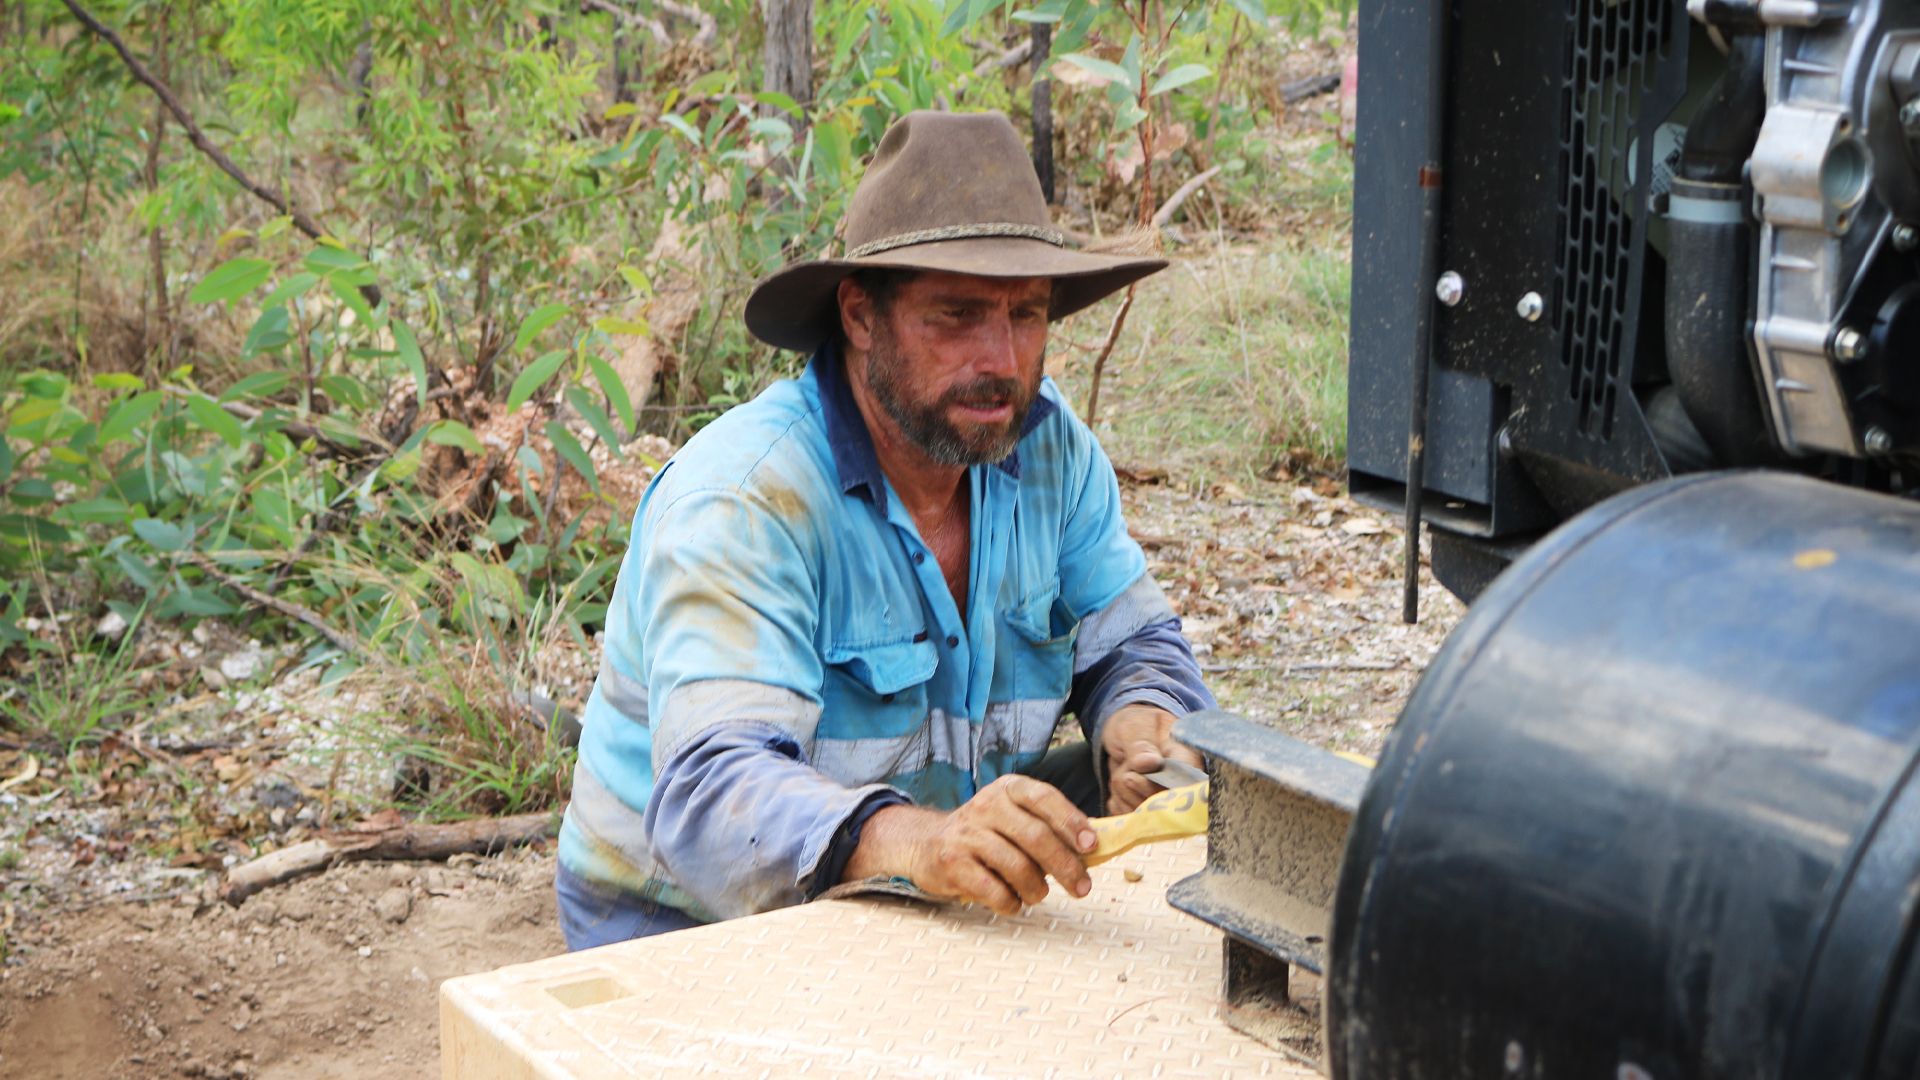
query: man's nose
972 312 1020 378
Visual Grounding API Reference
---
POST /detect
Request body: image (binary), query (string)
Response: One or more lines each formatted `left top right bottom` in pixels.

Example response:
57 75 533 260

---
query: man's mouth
951 396 1014 423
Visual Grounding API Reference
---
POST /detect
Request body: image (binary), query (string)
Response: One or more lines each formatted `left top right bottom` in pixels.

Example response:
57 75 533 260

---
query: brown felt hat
744 110 1168 352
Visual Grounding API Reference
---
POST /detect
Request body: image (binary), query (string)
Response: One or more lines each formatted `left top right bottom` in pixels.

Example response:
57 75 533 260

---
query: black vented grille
1555 0 1677 440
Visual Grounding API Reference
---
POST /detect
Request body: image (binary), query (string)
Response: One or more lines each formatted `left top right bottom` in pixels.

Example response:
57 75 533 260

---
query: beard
863 319 1042 467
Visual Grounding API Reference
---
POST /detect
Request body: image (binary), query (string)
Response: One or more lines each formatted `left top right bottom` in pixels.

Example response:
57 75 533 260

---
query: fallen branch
1281 71 1342 104
972 37 1033 76
222 811 558 905
187 554 364 657
655 0 717 49
62 0 381 308
582 0 669 46
1151 165 1222 229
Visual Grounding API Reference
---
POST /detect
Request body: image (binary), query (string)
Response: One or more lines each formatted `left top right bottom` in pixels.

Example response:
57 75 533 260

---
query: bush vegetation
0 0 1353 818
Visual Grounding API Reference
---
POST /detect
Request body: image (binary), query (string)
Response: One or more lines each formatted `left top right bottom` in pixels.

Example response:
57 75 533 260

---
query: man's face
857 272 1051 468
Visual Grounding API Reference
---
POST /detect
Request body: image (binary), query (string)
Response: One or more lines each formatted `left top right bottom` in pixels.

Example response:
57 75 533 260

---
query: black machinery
1169 2 1920 1076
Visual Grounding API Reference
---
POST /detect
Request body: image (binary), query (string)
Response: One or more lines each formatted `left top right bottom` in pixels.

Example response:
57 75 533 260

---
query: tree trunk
761 0 812 136
141 4 171 378
1031 23 1053 203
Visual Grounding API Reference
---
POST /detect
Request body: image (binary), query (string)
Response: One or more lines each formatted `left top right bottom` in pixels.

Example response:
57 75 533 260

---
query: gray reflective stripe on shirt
596 658 652 722
976 697 1070 760
1072 573 1177 675
806 699 1068 785
652 678 825 768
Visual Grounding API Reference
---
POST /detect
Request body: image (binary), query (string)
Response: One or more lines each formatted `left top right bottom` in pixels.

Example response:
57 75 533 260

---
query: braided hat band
844 223 1066 260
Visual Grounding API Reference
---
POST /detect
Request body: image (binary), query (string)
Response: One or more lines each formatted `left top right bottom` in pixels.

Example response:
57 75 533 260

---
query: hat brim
743 236 1168 352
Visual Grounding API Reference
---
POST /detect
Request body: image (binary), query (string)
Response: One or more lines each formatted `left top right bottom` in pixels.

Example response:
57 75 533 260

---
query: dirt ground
0 472 1461 1079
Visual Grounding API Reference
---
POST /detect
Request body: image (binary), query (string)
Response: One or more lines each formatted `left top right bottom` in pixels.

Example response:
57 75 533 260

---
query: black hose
1677 33 1766 185
1665 32 1782 466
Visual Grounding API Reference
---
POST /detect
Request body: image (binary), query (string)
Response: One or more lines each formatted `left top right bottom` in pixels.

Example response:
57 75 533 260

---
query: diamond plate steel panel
441 839 1318 1078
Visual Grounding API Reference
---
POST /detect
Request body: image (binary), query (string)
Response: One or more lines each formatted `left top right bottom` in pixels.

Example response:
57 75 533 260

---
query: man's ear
837 277 877 352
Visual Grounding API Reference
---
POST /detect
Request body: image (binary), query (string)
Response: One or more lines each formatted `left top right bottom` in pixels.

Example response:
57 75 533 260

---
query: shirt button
912 551 925 565
945 634 960 648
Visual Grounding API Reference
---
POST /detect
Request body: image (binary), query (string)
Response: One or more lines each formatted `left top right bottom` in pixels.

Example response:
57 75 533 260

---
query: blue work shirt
559 344 1212 925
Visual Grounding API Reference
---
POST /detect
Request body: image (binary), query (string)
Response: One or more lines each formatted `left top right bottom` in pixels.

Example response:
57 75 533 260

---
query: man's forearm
842 803 943 883
644 723 905 918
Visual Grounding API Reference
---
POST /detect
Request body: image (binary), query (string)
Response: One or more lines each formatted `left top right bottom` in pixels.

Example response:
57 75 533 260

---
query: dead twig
59 0 382 308
1151 166 1222 229
221 811 558 904
1083 284 1137 426
187 555 364 657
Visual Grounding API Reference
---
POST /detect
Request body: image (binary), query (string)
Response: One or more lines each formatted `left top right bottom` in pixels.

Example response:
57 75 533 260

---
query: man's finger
991 805 1092 899
956 862 1023 916
1003 776 1098 857
1164 737 1204 769
972 832 1049 909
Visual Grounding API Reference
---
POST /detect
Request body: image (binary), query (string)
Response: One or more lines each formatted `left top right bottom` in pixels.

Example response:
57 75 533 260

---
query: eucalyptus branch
60 0 381 307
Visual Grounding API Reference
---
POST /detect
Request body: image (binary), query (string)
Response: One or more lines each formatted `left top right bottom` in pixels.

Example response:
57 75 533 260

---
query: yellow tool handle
1081 751 1376 869
1084 781 1210 868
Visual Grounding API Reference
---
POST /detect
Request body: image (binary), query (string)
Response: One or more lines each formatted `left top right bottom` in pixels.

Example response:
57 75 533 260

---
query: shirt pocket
1000 577 1077 702
815 636 941 788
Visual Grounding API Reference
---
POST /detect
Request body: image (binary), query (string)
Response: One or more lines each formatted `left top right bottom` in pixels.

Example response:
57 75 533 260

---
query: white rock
95 610 129 638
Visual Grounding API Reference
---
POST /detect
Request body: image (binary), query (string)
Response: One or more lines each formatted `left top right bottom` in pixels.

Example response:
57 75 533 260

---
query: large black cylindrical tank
1327 472 1920 1080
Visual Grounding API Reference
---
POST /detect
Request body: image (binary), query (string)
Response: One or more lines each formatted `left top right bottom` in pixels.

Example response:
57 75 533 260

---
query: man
556 111 1216 949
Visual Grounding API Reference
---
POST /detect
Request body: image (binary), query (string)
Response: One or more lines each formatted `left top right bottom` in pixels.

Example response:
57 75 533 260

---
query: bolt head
1435 271 1465 307
1903 99 1920 130
1865 426 1895 454
1833 327 1867 361
1897 224 1920 252
1516 291 1545 322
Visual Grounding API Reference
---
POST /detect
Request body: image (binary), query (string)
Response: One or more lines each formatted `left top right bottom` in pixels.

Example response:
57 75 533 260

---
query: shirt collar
810 342 1058 502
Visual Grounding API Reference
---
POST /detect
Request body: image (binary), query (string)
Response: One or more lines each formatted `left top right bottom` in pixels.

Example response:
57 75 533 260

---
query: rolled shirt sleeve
632 487 907 919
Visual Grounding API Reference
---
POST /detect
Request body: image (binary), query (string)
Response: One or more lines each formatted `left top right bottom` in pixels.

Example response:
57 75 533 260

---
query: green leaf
1150 63 1213 97
592 315 650 337
91 373 144 393
186 394 247 450
220 370 293 403
8 478 53 506
661 112 702 145
20 371 69 400
753 91 802 117
587 355 636 436
604 101 640 119
506 350 569 413
60 497 132 524
545 422 598 493
188 257 274 306
329 276 380 333
304 245 369 276
259 215 294 240
617 265 653 295
242 306 293 357
1115 98 1149 131
426 420 485 456
748 117 793 144
132 517 189 552
392 319 429 411
1057 53 1136 92
261 271 321 310
942 0 999 36
513 303 571 355
0 514 70 546
100 391 163 444
565 386 624 457
1224 0 1267 20
319 374 375 412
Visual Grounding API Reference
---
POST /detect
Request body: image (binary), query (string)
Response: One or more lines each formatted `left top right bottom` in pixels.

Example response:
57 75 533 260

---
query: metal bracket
1166 710 1370 1052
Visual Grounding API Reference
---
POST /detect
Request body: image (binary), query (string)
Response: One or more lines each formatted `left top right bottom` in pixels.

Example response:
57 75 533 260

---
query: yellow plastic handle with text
1084 781 1209 868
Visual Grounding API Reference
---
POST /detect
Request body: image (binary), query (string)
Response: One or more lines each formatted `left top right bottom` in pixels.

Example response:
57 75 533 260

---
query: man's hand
1102 704 1203 815
845 776 1096 915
